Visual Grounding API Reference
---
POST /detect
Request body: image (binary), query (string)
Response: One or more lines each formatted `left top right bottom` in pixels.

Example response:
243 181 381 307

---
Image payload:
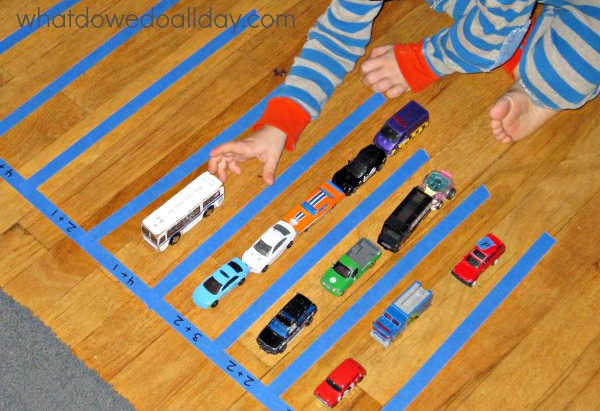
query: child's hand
208 125 287 185
361 45 409 98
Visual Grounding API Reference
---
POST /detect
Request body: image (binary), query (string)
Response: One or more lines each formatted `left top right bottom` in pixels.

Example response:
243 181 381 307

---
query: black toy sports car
332 144 387 195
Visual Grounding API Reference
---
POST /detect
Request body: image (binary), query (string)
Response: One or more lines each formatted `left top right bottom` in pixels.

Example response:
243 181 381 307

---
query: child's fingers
372 78 393 93
362 67 386 86
217 157 229 182
229 160 242 175
210 141 253 159
261 154 279 185
208 156 220 175
369 45 392 59
385 84 407 98
360 56 384 75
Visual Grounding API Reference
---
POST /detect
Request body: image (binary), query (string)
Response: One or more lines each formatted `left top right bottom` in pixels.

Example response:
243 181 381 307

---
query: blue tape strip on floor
0 0 181 138
0 157 292 410
0 0 82 55
383 233 555 410
153 93 387 299
215 149 430 350
270 185 490 396
88 90 276 241
29 10 256 188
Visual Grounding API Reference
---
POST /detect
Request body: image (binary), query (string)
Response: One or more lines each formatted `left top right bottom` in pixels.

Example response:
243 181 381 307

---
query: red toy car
314 358 366 407
452 233 506 286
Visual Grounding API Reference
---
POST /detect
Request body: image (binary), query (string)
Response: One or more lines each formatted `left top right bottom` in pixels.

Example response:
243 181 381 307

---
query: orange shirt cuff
394 41 439 93
252 97 311 151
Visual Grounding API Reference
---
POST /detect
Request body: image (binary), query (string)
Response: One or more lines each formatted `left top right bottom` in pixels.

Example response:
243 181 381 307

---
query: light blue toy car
193 258 250 308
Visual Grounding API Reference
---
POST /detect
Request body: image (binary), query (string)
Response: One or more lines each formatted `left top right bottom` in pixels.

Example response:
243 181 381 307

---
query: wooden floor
1 0 599 409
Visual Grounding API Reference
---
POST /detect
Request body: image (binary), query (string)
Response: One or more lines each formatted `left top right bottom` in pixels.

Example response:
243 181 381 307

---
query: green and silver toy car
321 238 381 296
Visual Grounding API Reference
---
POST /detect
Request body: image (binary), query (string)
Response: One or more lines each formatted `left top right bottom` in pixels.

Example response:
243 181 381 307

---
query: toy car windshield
473 249 486 259
380 125 399 142
227 261 244 273
347 161 368 178
326 378 342 392
254 240 271 256
466 255 481 268
333 262 352 278
273 224 290 235
424 171 451 192
276 313 293 327
203 277 222 294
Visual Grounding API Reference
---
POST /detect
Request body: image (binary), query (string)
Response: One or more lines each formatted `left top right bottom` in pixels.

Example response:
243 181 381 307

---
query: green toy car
321 238 382 296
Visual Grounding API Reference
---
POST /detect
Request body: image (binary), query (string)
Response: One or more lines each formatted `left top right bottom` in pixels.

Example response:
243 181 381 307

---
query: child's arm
361 0 537 95
209 0 384 184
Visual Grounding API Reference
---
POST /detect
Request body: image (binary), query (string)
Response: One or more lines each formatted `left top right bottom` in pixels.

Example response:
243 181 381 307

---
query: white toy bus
141 171 224 251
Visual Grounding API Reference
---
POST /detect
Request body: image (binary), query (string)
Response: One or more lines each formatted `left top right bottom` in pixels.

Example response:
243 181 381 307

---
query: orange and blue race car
283 181 345 233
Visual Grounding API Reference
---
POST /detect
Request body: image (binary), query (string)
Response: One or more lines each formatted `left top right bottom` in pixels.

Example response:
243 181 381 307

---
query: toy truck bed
371 281 432 347
346 238 381 269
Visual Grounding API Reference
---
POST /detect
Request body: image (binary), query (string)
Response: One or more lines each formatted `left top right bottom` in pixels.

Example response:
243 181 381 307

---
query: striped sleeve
423 0 536 76
276 0 383 117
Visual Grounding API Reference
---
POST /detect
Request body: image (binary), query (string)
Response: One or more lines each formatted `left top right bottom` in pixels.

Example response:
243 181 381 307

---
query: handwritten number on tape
225 360 255 387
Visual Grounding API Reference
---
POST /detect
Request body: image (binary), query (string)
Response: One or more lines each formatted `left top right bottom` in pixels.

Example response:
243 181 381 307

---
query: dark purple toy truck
373 100 429 156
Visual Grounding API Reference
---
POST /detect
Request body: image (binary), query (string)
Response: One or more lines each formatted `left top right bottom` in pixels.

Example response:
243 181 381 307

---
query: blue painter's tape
270 185 490 395
0 157 293 410
153 93 387 298
0 0 181 138
383 233 555 410
89 90 276 241
0 0 82 55
215 149 430 349
28 10 255 188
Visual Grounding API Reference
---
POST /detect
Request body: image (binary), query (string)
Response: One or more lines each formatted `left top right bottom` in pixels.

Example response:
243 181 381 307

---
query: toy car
314 358 366 407
332 144 387 195
371 281 432 347
420 170 456 209
373 100 429 156
377 186 433 252
377 171 456 252
242 220 296 273
142 171 224 251
321 238 381 296
452 234 506 286
283 181 345 233
192 258 249 308
256 293 317 354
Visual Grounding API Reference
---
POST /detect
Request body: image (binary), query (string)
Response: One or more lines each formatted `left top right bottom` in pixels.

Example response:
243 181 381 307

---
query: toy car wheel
357 374 364 383
261 265 269 273
238 278 246 286
286 241 294 249
376 159 386 171
492 257 499 265
432 199 442 210
203 206 215 218
305 314 314 326
169 233 181 246
447 188 456 200
349 186 357 195
211 300 219 308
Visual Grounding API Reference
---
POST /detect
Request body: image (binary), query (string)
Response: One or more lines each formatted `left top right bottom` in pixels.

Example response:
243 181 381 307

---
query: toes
489 96 512 121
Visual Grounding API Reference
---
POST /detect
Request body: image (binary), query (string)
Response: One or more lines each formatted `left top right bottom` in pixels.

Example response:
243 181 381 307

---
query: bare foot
489 81 558 143
360 46 409 98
